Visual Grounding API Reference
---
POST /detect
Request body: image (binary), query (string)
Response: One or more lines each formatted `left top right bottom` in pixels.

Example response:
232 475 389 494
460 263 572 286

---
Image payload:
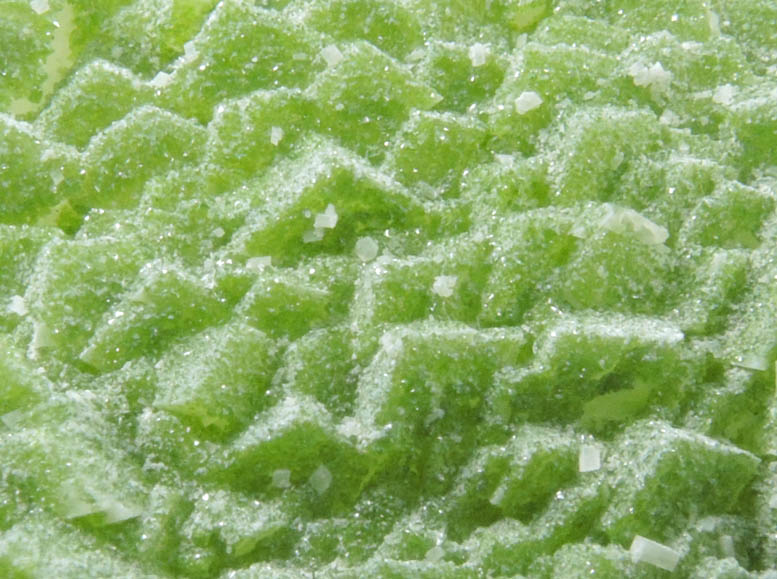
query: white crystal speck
355 236 379 262
321 44 344 67
468 43 490 67
514 91 543 114
30 0 49 14
8 295 27 316
309 465 332 495
432 275 458 298
270 126 284 146
314 204 338 229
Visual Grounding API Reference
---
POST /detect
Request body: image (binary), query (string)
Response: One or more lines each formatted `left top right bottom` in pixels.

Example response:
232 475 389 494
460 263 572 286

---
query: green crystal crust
2 1 777 577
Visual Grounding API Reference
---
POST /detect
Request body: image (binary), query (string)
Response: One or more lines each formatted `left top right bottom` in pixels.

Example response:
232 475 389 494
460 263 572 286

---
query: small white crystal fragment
707 10 721 36
659 109 680 125
629 62 672 93
149 71 173 88
183 40 199 61
272 469 292 489
270 126 284 146
578 445 601 472
712 84 736 106
50 168 64 187
733 354 769 371
30 0 49 14
62 484 141 524
29 320 54 358
212 227 225 238
101 498 142 524
697 517 717 532
630 535 682 571
432 275 457 298
379 331 403 355
246 256 272 271
425 545 445 562
489 485 506 506
314 204 338 229
406 48 425 62
338 416 368 441
309 465 332 495
63 495 97 520
514 91 543 114
355 236 379 262
303 228 325 243
321 44 344 67
1 409 23 429
600 205 669 245
468 43 490 67
8 295 27 316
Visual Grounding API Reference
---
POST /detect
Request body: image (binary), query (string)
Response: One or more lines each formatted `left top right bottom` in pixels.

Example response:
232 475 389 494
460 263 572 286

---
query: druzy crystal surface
2 1 777 577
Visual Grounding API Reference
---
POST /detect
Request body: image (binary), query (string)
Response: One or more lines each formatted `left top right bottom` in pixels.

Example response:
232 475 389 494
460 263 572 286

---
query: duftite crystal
2 0 777 577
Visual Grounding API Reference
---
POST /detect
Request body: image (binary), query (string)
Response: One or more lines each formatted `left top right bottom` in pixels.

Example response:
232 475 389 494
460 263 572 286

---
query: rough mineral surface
2 1 777 577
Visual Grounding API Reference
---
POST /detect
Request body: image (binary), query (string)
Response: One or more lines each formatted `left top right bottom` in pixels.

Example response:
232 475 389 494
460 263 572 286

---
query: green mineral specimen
2 0 777 577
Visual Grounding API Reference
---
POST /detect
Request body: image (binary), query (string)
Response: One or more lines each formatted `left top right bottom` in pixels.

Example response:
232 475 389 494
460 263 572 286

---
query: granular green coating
2 1 777 577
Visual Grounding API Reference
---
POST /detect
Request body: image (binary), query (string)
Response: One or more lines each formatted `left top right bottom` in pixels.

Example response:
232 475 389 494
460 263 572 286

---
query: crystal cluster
2 0 777 577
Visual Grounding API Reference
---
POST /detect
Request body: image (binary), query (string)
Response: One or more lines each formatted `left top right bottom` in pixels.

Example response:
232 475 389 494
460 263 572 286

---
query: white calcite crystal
314 204 338 229
432 275 457 298
7 295 27 316
272 469 292 489
468 43 490 67
578 445 601 472
302 228 325 243
712 83 736 106
30 0 49 15
514 91 543 114
628 62 673 94
246 256 272 272
599 204 669 245
355 236 379 262
425 545 445 562
321 44 344 67
309 465 332 495
304 204 338 242
630 535 682 571
270 126 284 146
659 109 680 125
